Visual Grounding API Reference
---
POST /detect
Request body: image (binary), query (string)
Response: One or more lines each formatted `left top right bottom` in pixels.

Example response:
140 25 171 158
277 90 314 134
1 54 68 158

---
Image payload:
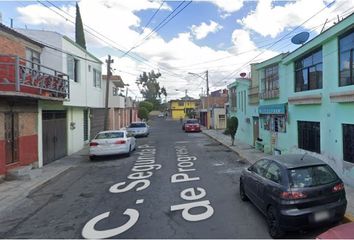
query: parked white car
127 122 150 137
89 130 136 160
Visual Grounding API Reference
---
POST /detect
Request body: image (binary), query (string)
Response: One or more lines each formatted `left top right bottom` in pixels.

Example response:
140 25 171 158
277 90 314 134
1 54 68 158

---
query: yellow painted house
170 98 199 120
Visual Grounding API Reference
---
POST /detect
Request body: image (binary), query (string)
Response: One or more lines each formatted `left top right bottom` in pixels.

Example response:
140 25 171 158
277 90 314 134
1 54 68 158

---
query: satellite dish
240 72 247 78
291 32 310 45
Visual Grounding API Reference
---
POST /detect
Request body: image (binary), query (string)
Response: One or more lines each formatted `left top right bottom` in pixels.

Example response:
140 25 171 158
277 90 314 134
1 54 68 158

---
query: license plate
314 211 330 222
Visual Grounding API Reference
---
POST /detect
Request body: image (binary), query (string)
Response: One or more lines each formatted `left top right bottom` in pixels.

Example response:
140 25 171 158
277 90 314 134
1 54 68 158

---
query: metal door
4 112 19 164
90 108 105 139
42 111 67 165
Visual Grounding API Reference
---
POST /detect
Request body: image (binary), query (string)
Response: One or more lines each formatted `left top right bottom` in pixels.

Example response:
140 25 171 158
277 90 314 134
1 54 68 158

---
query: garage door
42 110 67 165
90 108 105 139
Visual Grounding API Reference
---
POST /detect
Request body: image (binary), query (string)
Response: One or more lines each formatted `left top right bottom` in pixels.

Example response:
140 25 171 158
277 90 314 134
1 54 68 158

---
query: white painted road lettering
170 145 214 222
82 144 159 239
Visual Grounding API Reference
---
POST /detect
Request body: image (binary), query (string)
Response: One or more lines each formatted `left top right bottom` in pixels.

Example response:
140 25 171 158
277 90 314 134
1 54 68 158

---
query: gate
42 110 67 165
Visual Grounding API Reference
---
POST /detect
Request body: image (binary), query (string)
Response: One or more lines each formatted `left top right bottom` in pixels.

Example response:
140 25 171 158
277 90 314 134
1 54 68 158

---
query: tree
139 101 154 113
138 107 149 121
136 70 167 109
75 3 86 49
227 117 239 146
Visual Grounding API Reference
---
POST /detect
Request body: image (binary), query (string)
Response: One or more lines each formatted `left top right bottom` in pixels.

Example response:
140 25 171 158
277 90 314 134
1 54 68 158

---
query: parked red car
316 222 354 239
184 119 201 132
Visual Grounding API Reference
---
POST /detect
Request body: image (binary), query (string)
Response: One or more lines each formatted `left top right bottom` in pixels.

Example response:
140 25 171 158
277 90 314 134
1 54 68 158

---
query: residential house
17 29 104 166
281 13 354 184
254 53 288 154
203 89 228 129
227 77 258 146
103 74 138 130
0 24 69 177
169 96 199 120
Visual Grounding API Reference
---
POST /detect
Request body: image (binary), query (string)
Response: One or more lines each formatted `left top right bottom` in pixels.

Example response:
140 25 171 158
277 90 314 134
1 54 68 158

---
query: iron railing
0 55 69 99
259 88 279 99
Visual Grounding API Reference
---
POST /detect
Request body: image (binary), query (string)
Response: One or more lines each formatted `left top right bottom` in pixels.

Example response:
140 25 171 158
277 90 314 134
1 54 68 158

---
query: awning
258 103 286 115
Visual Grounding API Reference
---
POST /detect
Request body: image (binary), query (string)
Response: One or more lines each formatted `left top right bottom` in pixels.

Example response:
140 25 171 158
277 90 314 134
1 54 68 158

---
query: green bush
138 107 149 121
139 101 154 112
227 116 238 145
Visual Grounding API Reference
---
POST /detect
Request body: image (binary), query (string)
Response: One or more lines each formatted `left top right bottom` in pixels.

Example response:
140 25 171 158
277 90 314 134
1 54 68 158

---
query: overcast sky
1 0 353 100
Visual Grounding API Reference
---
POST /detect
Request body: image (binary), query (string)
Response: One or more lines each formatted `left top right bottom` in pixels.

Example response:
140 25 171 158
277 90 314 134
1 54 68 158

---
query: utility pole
206 70 210 129
104 55 113 130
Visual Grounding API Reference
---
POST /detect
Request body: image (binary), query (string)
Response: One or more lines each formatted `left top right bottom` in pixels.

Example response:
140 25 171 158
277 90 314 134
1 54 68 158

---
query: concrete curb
203 130 354 223
27 166 74 196
202 131 249 164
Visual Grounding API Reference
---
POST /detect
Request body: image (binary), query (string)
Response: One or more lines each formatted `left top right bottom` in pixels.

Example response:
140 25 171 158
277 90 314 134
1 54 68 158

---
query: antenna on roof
320 18 328 33
300 152 307 161
291 32 310 46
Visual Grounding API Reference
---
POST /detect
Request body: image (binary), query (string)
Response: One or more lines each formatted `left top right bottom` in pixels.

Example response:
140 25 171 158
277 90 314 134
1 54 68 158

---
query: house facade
170 97 199 120
16 29 104 166
0 24 70 176
231 13 354 185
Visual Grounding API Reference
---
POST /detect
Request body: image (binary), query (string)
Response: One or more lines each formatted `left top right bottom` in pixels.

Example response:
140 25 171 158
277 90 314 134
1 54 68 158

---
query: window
261 115 286 133
113 87 119 96
288 165 337 188
25 48 40 71
178 101 184 106
295 49 322 92
95 132 124 139
339 31 354 86
343 124 354 163
265 162 282 183
262 64 279 92
298 121 321 153
251 159 270 177
67 55 79 82
93 69 101 88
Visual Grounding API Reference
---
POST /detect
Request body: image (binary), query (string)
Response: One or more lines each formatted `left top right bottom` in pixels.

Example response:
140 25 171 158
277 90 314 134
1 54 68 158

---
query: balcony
0 55 69 100
248 86 259 104
259 88 279 100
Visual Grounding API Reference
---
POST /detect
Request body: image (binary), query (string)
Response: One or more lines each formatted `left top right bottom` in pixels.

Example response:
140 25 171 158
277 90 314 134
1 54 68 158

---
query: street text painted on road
82 144 160 239
170 144 214 222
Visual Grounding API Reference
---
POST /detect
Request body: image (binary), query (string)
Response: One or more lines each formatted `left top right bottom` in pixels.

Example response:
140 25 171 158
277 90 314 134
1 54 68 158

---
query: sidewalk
202 129 354 223
0 147 89 213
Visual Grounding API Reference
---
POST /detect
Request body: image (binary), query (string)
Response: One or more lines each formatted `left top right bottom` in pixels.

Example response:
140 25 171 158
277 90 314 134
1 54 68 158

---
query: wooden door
4 112 19 165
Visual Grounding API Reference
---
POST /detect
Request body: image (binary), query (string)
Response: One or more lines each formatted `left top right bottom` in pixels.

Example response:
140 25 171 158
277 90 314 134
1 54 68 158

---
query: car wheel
266 206 284 239
239 181 248 201
126 146 131 157
89 156 95 161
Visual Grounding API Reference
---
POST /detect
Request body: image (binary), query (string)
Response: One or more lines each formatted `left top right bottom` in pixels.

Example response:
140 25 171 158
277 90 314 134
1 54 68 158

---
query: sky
0 0 354 100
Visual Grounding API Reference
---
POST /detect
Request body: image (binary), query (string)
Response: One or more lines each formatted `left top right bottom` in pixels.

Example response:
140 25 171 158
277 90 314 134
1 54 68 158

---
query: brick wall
0 32 26 57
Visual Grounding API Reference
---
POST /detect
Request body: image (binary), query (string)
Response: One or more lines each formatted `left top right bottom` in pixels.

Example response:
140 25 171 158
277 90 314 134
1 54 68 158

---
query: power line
120 1 191 58
139 0 165 35
217 0 338 85
40 0 187 80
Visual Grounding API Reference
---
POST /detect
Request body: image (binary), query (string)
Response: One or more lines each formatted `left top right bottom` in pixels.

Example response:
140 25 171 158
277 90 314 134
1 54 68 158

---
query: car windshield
288 165 338 188
186 119 198 124
95 132 124 139
129 123 146 128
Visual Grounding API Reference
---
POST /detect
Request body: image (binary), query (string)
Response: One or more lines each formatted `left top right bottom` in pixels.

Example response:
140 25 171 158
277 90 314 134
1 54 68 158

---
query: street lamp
188 71 210 129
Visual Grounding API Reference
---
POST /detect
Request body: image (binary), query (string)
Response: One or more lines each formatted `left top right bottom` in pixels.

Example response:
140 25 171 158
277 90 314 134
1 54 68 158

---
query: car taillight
280 191 307 200
115 140 126 144
332 183 344 192
90 142 99 147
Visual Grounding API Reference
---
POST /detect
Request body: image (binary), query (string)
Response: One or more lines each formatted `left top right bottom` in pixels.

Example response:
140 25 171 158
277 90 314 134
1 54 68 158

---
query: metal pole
104 55 113 130
206 70 210 129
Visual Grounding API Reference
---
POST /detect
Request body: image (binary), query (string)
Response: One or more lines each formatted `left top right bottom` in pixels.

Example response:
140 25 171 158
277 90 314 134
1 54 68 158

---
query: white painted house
16 29 104 166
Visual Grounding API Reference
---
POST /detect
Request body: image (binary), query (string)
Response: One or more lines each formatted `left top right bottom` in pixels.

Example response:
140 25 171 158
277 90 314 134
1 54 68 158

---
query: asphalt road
0 118 329 238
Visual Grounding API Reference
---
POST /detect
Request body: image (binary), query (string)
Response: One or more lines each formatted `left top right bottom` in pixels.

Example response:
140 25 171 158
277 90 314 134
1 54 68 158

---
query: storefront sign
258 103 286 115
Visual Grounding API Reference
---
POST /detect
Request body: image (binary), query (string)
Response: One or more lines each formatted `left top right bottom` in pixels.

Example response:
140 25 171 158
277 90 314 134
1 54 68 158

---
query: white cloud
190 20 223 40
14 0 279 100
208 0 244 13
238 0 354 38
